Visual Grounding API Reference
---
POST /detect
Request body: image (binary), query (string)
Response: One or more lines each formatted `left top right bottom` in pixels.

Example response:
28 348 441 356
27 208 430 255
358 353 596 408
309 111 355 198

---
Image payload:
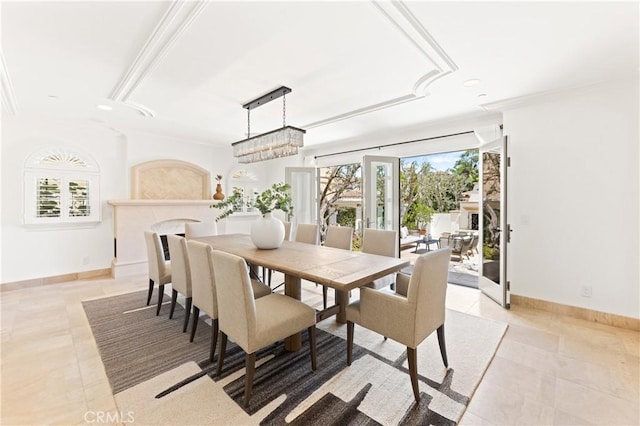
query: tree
452 149 479 192
319 163 361 242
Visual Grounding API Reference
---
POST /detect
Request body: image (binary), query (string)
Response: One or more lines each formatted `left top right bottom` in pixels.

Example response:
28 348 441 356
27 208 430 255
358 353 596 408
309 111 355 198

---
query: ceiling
2 1 638 149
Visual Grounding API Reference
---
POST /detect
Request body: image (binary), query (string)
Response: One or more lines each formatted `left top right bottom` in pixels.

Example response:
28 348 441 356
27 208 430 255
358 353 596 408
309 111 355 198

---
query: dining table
193 233 410 351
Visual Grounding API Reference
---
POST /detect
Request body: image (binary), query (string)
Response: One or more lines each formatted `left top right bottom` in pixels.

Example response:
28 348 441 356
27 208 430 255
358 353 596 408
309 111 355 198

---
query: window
24 148 100 226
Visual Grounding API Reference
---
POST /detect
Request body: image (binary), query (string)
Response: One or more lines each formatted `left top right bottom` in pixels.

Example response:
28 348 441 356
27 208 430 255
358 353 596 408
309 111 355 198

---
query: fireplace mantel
107 199 223 277
108 199 215 207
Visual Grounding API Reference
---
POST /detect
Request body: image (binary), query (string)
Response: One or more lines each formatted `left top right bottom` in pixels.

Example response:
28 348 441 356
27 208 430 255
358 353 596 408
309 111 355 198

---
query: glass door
478 136 510 308
362 155 400 254
285 167 319 231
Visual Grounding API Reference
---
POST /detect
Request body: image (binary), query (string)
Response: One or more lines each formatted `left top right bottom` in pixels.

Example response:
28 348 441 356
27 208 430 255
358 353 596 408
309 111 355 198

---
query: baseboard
511 294 640 331
0 268 112 293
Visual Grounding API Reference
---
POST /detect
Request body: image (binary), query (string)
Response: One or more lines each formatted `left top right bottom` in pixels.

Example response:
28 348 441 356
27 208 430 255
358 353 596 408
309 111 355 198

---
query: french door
362 155 400 256
478 136 510 308
285 167 319 232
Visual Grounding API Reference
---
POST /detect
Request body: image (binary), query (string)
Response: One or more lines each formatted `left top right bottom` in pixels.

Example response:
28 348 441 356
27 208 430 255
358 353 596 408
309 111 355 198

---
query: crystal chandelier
232 86 305 164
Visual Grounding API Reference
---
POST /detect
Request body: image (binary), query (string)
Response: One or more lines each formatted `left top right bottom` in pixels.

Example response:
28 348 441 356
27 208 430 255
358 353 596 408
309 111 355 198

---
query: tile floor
1 273 638 425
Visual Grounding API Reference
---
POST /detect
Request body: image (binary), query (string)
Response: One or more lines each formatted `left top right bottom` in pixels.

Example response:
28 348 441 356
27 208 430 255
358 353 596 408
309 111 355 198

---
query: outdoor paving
400 244 479 289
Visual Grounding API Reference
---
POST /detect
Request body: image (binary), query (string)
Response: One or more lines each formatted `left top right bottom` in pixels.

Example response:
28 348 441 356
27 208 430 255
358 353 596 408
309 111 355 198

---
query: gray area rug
83 290 507 425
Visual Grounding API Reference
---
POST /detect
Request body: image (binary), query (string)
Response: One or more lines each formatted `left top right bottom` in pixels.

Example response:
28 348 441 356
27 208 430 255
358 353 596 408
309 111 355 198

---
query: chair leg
407 347 420 402
182 297 192 333
346 321 354 366
169 289 178 319
437 324 448 367
267 269 272 287
156 285 164 316
322 286 328 310
244 352 256 407
189 306 200 342
308 326 317 370
146 279 154 305
209 318 219 364
216 332 228 377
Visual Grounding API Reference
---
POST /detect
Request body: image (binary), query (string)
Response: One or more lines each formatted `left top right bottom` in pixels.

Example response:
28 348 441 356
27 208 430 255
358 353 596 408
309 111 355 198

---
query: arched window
24 147 100 226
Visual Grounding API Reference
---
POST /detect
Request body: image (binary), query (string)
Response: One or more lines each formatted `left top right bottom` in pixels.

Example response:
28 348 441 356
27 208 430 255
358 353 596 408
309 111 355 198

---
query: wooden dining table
194 233 410 351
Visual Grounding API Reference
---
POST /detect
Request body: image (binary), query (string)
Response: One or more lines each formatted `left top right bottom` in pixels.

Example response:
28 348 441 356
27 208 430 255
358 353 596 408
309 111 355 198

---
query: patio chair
451 235 473 262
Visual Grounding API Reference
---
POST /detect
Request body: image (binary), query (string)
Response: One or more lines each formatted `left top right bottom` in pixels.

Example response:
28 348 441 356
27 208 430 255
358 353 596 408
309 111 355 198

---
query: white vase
250 212 285 249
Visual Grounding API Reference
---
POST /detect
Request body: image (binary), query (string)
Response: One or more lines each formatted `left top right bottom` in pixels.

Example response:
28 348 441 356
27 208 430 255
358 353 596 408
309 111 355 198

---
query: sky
402 150 464 172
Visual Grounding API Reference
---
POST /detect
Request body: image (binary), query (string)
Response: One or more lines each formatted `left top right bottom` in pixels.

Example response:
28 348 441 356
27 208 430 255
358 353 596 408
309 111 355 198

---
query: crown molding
374 0 458 74
109 0 208 102
305 1 458 130
1 51 18 115
482 76 639 112
303 94 422 129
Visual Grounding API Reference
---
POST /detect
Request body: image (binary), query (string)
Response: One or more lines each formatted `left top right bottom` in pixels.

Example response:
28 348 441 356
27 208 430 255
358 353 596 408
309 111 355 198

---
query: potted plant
212 182 293 249
414 203 434 236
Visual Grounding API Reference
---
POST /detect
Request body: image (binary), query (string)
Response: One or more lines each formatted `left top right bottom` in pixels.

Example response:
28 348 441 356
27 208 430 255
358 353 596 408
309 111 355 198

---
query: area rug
83 290 507 425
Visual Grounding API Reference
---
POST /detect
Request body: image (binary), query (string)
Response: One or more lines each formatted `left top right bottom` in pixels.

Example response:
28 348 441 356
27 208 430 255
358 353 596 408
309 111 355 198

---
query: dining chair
212 250 317 407
346 247 451 402
185 221 218 239
283 221 292 241
261 220 292 287
143 231 172 316
186 240 271 363
295 223 319 245
166 235 193 332
361 228 398 290
321 225 353 309
293 223 320 294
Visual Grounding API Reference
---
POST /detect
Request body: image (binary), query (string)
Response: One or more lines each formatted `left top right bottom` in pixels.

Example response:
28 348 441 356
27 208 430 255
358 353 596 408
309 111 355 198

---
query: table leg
336 289 349 324
284 274 302 351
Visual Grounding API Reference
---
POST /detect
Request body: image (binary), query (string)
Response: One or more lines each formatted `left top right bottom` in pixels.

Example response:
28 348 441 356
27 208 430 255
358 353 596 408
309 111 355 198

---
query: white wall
503 78 639 318
0 116 227 284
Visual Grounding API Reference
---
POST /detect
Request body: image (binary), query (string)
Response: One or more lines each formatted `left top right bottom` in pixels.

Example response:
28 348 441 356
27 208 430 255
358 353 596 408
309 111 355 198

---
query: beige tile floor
1 273 638 425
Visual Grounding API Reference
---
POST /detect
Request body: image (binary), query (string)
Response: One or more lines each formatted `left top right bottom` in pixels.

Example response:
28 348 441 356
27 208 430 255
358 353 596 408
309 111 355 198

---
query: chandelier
232 86 305 164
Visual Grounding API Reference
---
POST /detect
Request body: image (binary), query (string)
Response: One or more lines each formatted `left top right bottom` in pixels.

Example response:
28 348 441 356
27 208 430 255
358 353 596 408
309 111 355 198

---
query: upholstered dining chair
361 228 398 290
262 220 292 287
166 235 193 332
143 231 172 316
186 240 271 363
211 250 317 407
295 223 319 245
185 221 218 239
321 225 353 309
283 221 292 241
346 248 451 402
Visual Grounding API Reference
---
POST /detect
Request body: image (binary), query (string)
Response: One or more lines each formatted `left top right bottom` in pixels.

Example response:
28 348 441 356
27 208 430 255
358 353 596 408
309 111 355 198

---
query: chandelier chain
282 94 286 127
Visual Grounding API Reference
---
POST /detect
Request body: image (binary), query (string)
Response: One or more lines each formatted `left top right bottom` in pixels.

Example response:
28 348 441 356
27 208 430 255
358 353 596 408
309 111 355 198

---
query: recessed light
47 95 58 99
463 79 480 87
96 104 113 111
478 93 487 97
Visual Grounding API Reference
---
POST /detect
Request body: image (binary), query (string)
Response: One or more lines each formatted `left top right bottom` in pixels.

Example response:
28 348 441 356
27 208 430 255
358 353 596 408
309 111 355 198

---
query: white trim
0 51 18 115
109 1 209 102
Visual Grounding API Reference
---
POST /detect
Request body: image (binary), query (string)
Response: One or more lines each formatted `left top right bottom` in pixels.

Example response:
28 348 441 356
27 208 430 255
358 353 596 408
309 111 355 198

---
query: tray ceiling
1 1 638 148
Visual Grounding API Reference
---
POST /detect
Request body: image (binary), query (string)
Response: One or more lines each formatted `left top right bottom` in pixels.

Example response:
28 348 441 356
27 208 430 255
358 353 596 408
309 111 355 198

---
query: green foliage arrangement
212 182 293 221
414 203 434 230
403 202 434 230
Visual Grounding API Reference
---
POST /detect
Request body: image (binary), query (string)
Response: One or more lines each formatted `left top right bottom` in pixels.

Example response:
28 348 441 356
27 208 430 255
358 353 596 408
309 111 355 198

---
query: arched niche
131 160 211 200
